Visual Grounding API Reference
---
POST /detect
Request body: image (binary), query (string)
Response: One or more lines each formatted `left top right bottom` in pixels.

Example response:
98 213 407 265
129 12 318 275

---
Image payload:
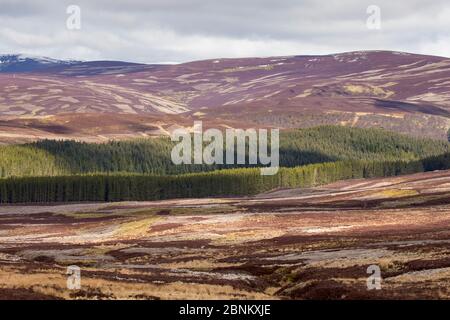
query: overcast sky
0 0 449 63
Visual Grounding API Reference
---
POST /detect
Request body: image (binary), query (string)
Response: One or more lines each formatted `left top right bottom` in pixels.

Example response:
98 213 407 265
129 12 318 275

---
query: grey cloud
0 0 449 62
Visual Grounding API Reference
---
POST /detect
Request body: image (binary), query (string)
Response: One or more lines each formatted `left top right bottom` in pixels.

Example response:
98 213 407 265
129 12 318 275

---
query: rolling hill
0 50 450 142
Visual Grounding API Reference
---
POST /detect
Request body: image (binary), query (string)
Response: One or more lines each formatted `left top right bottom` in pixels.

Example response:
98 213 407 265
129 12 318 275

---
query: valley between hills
1 51 450 299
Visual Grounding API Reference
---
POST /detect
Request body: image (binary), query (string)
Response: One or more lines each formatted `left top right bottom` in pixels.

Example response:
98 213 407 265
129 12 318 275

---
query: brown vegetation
1 170 450 299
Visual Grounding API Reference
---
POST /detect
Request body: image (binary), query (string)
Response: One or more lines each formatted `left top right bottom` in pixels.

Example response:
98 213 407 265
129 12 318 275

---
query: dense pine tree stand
0 126 449 203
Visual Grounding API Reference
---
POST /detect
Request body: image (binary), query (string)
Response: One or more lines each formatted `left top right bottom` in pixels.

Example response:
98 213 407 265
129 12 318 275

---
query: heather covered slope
0 50 450 142
2 169 450 299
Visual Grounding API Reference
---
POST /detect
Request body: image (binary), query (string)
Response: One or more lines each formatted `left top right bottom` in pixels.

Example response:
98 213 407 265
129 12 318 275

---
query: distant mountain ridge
0 50 449 142
0 54 80 72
